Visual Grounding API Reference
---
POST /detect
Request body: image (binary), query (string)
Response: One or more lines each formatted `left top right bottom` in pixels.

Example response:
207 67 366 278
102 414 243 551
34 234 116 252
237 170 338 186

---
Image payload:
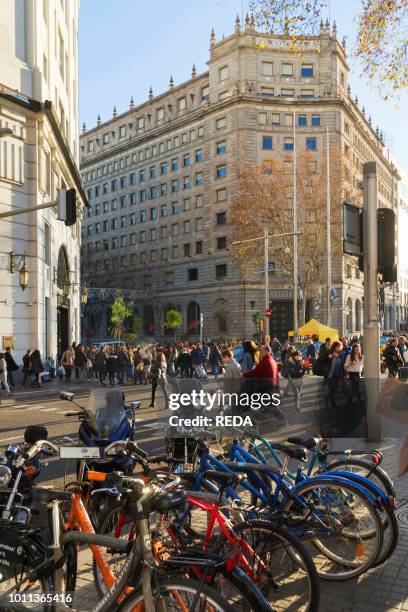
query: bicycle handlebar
20 440 59 464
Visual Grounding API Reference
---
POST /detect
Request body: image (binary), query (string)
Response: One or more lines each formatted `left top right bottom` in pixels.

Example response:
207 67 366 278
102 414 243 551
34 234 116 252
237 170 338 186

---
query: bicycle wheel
282 478 383 580
325 457 395 497
117 576 235 611
228 519 320 612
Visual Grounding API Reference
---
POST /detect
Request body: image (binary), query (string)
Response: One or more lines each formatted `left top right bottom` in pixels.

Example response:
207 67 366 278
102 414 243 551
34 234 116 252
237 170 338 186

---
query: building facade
79 17 399 342
0 0 86 361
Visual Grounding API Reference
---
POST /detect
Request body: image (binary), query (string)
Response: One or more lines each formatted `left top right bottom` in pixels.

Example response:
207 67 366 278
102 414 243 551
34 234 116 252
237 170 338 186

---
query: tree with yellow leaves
229 147 360 325
250 0 408 97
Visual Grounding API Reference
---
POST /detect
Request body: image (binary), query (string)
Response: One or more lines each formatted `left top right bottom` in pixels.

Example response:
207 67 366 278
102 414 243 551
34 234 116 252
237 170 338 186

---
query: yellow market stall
289 318 339 342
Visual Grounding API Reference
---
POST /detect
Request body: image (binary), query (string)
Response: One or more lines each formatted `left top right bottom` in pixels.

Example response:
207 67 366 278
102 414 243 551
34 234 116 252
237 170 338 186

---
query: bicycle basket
0 527 27 582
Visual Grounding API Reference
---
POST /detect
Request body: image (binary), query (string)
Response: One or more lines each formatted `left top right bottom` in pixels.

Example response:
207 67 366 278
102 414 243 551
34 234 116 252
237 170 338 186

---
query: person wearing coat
22 350 32 387
106 351 118 386
75 344 88 382
0 353 11 394
94 347 107 385
149 350 169 408
384 338 403 378
5 347 18 388
61 346 75 382
30 350 44 387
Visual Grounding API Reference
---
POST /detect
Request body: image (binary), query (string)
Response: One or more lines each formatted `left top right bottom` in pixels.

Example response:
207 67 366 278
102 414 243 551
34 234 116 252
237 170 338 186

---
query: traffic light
57 188 77 226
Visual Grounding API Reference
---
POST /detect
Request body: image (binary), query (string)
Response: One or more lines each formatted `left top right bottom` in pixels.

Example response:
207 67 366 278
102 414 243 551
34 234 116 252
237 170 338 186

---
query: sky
78 0 408 172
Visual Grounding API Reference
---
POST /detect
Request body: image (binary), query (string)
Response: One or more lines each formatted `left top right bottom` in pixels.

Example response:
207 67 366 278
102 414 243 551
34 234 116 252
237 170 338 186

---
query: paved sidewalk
68 437 408 612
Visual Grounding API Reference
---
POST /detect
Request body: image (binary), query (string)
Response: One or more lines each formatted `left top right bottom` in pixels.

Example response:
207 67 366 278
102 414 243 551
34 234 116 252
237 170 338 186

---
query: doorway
57 306 69 357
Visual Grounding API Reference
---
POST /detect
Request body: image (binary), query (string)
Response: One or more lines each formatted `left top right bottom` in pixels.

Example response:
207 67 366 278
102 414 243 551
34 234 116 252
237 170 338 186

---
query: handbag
86 359 93 368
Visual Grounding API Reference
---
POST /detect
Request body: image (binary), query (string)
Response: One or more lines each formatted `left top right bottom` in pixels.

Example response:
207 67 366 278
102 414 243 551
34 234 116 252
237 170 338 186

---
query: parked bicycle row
0 388 398 611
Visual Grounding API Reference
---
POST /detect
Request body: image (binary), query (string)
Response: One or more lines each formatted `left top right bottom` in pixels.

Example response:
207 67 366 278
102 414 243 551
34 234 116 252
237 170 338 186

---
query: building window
103 220 109 231
119 125 126 138
312 114 320 126
161 205 168 217
159 142 165 154
174 136 180 147
172 202 180 214
139 189 147 202
137 117 145 131
300 89 314 98
165 270 174 284
130 213 136 225
111 178 118 191
183 176 191 189
198 125 204 137
196 194 203 208
215 164 226 178
161 162 168 174
301 63 314 77
160 248 167 261
261 87 274 97
284 138 294 151
306 137 317 151
183 154 191 167
178 97 186 111
150 207 157 220
184 197 191 211
150 186 157 199
130 233 136 245
216 188 227 202
120 235 127 247
111 218 118 230
298 115 307 126
140 230 146 243
102 183 109 194
259 112 267 125
271 113 280 125
129 173 136 185
120 195 127 208
120 215 127 227
172 223 179 236
217 211 226 225
201 86 209 101
172 180 179 193
196 217 203 231
103 133 110 144
160 226 168 238
216 141 226 154
196 149 203 162
140 210 146 223
216 264 227 279
171 159 178 171
262 136 273 150
261 61 273 76
150 228 157 241
184 220 191 234
188 268 198 281
44 222 50 265
150 166 157 178
281 88 294 97
219 65 229 81
156 107 164 123
217 236 227 250
216 117 226 130
281 63 293 76
184 243 191 257
195 172 203 185
111 237 118 249
161 183 167 196
103 201 109 213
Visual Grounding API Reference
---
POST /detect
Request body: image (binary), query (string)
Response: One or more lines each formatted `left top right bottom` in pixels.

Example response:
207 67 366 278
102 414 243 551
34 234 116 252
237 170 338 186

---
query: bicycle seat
269 443 308 461
146 489 187 513
287 435 320 450
32 487 73 504
203 470 242 488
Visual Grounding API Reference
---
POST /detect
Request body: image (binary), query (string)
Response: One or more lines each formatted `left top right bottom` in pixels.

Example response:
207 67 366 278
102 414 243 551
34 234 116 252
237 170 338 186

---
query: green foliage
163 309 183 342
110 296 133 340
213 310 229 322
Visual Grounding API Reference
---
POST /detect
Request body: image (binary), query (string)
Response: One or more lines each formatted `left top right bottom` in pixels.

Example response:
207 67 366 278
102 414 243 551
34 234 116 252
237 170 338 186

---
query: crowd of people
1 332 407 416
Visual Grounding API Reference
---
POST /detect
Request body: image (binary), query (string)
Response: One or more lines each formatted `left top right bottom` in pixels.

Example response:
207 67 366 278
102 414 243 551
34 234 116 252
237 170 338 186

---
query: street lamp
81 287 88 305
19 265 29 290
9 252 29 289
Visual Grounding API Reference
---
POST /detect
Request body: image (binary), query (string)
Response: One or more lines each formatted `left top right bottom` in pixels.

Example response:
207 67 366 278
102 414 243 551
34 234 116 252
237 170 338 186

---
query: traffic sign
265 308 271 318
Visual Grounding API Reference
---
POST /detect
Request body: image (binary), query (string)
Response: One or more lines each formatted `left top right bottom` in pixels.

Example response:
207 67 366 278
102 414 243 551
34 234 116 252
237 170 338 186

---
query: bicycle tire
229 519 320 612
282 477 383 580
326 457 395 497
117 576 235 612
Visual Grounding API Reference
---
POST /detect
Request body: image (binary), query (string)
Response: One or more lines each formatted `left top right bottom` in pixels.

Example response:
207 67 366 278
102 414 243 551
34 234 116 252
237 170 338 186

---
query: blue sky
78 0 408 171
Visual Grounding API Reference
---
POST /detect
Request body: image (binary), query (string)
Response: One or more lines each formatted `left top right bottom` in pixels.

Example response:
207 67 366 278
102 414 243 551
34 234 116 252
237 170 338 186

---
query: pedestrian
271 337 282 357
106 350 117 386
149 349 169 408
61 346 75 382
221 348 242 409
383 338 403 378
116 346 129 384
30 350 44 387
75 344 88 382
202 341 210 371
397 336 408 366
305 338 317 373
241 340 255 372
166 346 177 378
4 347 18 389
94 346 107 385
209 343 223 379
286 350 305 412
326 341 345 408
242 345 287 425
86 345 96 380
142 348 152 385
344 343 364 407
133 347 144 384
178 346 192 378
22 350 32 386
190 343 207 379
0 353 11 394
318 337 332 360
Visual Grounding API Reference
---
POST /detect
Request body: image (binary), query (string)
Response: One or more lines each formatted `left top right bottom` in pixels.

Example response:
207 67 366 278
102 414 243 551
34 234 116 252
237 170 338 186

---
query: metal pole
264 226 269 339
293 110 298 342
326 126 332 327
0 201 56 219
363 162 381 441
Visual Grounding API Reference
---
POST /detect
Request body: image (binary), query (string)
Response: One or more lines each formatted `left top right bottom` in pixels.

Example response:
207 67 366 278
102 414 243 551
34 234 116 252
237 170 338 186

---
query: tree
122 315 142 342
163 309 184 342
110 296 133 341
250 0 408 97
229 147 360 327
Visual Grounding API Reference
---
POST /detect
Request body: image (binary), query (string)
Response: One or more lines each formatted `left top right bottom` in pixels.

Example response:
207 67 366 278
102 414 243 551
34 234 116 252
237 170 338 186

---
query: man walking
5 347 18 388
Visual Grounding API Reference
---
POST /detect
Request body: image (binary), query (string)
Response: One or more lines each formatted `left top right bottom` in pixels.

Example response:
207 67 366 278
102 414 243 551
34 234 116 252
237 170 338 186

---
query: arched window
346 298 353 333
355 299 362 332
143 304 155 335
187 301 200 334
213 298 228 334
57 246 70 292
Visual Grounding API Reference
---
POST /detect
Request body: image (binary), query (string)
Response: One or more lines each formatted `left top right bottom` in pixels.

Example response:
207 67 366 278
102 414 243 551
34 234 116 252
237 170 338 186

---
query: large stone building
0 0 86 361
79 17 400 342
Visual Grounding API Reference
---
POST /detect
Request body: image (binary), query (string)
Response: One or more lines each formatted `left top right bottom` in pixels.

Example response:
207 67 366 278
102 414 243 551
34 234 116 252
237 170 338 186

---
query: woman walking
30 350 44 388
286 350 305 412
149 349 169 408
383 338 403 378
0 353 11 394
344 343 364 407
61 346 75 382
22 350 32 386
209 343 223 379
326 341 345 408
